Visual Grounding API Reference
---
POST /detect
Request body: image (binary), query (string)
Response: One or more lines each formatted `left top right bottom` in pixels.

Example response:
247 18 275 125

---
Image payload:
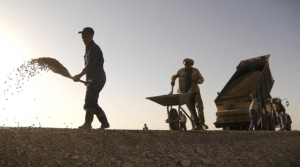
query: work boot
78 109 94 129
100 121 110 130
192 126 204 131
95 107 110 130
202 124 209 129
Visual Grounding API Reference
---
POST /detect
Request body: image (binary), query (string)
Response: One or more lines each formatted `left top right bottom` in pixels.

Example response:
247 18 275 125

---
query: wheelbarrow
146 86 193 130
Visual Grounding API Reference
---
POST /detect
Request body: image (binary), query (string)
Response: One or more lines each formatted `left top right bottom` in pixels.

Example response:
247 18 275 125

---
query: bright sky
0 0 299 130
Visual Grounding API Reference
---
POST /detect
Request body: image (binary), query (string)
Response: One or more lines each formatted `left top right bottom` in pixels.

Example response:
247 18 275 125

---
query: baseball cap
78 27 94 35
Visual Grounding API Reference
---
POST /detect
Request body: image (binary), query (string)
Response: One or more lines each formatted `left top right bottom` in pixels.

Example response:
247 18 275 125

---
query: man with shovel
171 58 208 130
73 27 110 130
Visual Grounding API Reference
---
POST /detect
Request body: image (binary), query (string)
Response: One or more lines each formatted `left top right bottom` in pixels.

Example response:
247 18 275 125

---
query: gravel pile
0 128 299 167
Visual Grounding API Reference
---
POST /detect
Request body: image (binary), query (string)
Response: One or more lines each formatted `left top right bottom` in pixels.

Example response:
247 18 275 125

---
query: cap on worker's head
183 58 194 66
78 27 94 35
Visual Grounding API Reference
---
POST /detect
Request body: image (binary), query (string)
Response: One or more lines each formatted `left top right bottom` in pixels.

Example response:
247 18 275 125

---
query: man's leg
249 109 254 130
195 92 208 129
180 122 184 131
186 93 201 129
190 114 195 129
183 122 187 131
79 83 101 129
280 112 286 130
95 106 110 129
93 81 109 129
253 110 257 130
78 108 94 129
276 112 283 130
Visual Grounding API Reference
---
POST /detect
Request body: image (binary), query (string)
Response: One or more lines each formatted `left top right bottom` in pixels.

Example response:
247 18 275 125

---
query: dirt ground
0 128 299 167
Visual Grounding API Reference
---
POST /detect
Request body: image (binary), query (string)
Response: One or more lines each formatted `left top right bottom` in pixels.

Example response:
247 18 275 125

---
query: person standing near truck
272 98 286 131
249 99 259 130
171 58 208 130
73 27 110 130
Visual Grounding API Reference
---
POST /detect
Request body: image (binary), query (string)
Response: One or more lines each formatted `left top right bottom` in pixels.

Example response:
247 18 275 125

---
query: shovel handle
78 80 87 84
68 76 87 85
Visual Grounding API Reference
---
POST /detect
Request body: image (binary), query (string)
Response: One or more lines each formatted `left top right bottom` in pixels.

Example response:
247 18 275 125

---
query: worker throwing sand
171 58 208 130
73 27 109 130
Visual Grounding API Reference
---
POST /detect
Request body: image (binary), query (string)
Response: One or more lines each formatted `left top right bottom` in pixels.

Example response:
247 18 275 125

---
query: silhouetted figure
143 124 148 130
249 99 259 130
74 27 109 130
171 58 208 130
271 98 286 131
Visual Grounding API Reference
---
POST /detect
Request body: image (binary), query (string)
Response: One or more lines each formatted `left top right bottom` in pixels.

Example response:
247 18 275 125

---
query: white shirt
249 101 259 111
179 114 187 122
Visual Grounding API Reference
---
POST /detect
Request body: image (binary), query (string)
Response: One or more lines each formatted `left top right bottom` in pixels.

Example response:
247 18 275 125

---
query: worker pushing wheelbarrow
146 58 208 130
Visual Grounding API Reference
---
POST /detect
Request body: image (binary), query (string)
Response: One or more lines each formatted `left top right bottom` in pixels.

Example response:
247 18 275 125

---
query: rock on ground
0 128 299 167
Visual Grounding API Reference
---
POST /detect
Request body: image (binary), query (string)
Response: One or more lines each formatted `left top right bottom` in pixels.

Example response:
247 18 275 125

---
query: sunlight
0 30 39 126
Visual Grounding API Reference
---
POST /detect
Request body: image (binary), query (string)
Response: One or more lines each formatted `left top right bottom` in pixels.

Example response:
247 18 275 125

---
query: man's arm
171 69 181 86
195 68 204 84
73 70 87 82
73 45 100 82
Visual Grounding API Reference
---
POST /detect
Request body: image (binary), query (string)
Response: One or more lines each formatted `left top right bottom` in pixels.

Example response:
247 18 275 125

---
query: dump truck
214 55 292 130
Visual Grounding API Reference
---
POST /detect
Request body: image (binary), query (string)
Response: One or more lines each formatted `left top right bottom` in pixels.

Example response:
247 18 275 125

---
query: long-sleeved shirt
83 41 106 82
171 67 204 93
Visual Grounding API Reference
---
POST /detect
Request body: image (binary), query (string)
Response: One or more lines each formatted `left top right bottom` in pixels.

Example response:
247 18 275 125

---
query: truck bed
220 71 261 98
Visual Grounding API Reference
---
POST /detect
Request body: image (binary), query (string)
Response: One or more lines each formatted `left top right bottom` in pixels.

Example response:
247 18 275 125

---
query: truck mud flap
214 121 250 128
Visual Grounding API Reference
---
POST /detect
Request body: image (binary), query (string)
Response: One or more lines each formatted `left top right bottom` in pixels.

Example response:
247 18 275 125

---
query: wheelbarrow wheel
169 109 180 130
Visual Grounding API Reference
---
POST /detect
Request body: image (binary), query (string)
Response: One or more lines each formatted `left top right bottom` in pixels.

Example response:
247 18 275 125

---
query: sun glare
0 30 39 126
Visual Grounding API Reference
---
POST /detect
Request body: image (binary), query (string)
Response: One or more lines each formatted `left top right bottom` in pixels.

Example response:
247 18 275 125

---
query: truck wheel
286 116 292 131
263 115 270 130
269 116 275 131
223 127 229 130
169 109 180 130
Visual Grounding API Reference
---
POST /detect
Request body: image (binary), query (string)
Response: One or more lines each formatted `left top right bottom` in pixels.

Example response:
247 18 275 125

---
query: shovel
44 58 90 85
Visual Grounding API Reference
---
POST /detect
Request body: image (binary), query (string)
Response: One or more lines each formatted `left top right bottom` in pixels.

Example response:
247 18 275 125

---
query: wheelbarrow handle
169 85 174 95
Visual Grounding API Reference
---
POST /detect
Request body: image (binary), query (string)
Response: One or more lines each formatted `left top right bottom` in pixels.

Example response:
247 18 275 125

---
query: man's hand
73 70 87 82
73 74 82 82
192 77 198 83
171 82 175 86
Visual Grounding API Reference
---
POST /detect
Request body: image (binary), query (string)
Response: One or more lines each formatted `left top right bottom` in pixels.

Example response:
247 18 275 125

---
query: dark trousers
180 122 187 131
186 92 205 127
276 111 286 130
249 109 257 130
84 78 108 123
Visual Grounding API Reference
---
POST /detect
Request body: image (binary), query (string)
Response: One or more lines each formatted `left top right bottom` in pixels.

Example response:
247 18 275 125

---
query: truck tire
286 116 292 131
269 116 276 131
263 115 270 130
169 109 180 130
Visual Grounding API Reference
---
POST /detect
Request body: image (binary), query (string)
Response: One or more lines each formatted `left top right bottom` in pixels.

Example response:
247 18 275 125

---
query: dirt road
0 128 299 167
